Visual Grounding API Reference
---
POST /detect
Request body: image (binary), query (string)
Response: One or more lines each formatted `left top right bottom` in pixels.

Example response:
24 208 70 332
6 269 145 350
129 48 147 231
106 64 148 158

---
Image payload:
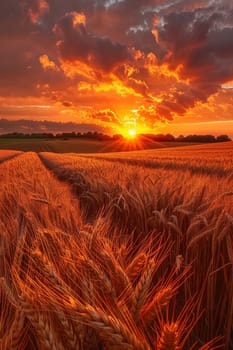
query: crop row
0 153 223 349
40 150 233 347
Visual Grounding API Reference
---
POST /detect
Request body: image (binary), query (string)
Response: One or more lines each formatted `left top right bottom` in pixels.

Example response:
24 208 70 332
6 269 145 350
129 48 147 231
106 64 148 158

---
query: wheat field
0 150 22 163
0 143 232 349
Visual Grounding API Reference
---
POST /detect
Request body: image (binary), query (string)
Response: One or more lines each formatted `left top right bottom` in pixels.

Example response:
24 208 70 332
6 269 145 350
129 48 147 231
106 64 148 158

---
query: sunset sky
0 0 233 136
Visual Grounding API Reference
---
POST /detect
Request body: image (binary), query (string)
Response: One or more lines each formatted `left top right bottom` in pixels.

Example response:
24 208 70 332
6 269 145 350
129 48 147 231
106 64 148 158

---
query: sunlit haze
128 129 137 138
0 0 233 137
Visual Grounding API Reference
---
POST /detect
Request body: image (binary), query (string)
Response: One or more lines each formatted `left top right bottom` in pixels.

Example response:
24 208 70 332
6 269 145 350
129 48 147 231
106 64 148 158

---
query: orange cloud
75 71 143 98
28 0 49 24
94 77 143 97
60 60 96 80
91 109 121 125
54 11 130 73
1 0 232 135
39 55 60 72
72 12 86 26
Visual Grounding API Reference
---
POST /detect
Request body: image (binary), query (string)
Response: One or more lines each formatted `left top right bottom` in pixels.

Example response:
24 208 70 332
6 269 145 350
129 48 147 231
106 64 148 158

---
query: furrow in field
0 150 23 163
0 152 83 237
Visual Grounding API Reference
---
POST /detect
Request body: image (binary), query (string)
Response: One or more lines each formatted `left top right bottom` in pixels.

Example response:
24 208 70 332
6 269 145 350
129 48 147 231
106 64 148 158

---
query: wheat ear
18 294 64 350
141 286 173 324
71 303 151 350
57 312 81 350
157 322 180 350
126 253 147 281
131 259 155 319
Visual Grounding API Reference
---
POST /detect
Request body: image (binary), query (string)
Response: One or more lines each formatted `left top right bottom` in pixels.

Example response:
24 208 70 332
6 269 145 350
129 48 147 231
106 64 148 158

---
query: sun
127 128 137 138
119 127 138 139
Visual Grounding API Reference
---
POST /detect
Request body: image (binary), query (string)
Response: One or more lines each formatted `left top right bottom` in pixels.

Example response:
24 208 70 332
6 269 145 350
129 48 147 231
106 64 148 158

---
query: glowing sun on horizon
127 128 137 138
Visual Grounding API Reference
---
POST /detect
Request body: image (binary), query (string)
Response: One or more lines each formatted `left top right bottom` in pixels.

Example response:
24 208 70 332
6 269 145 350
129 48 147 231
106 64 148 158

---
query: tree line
0 131 231 143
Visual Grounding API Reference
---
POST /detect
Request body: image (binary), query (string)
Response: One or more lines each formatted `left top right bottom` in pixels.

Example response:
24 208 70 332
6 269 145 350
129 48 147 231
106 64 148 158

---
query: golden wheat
0 144 232 349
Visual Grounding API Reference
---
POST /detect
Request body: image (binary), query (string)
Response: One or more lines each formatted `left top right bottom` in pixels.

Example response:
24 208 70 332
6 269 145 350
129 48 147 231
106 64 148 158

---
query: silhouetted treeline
0 131 231 143
0 131 112 141
144 133 231 143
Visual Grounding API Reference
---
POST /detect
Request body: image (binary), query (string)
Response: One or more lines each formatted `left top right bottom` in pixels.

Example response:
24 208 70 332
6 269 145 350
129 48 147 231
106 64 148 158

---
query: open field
84 141 233 177
0 137 200 153
0 142 232 349
0 138 107 153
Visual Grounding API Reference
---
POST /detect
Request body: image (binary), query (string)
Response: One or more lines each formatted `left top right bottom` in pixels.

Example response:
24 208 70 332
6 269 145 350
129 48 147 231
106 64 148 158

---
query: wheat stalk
131 259 155 319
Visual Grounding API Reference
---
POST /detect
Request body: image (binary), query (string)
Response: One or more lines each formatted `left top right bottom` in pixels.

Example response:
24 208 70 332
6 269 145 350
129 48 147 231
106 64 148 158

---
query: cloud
91 109 121 125
156 7 233 93
0 0 63 98
0 0 233 132
27 0 50 24
39 54 60 71
140 5 233 120
0 118 107 134
62 100 73 107
55 11 130 72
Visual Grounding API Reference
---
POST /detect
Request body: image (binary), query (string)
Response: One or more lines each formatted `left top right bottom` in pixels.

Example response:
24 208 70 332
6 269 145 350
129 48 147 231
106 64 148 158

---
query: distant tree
145 133 175 142
176 135 184 142
176 134 216 143
0 131 230 143
165 133 175 141
59 132 75 138
216 135 231 142
85 131 94 138
112 134 123 141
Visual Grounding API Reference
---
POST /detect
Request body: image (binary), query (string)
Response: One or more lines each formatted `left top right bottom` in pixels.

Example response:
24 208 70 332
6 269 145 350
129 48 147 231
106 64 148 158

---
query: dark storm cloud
0 0 62 98
23 0 50 24
84 0 166 54
148 5 233 118
0 1 26 35
157 7 233 92
0 34 64 97
55 12 130 72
